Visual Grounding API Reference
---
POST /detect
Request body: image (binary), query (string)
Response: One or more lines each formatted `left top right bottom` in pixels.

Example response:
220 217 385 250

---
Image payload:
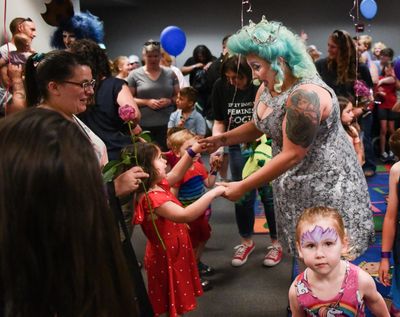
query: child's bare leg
195 242 206 262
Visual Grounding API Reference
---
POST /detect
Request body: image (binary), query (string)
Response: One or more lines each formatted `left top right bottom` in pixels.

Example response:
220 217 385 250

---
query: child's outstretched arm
379 162 400 286
204 171 217 188
359 269 390 316
204 158 221 188
155 186 225 223
166 140 205 187
288 282 306 317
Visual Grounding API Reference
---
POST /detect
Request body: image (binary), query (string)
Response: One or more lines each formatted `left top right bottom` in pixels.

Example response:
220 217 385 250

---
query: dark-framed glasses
62 79 96 91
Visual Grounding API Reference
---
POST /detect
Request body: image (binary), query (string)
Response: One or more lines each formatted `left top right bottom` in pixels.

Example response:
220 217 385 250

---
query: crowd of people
0 13 399 317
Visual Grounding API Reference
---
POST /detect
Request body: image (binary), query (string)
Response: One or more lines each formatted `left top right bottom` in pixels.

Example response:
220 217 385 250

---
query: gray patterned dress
253 76 374 258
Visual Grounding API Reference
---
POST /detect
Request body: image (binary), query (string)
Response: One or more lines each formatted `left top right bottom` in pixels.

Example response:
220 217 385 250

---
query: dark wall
82 0 400 67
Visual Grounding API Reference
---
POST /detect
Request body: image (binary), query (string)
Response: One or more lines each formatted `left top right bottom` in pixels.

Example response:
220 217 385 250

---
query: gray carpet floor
131 196 293 317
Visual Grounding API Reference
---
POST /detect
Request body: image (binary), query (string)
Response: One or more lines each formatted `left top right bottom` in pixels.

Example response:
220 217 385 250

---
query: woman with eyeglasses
69 39 141 161
25 50 146 198
201 18 374 260
127 40 179 151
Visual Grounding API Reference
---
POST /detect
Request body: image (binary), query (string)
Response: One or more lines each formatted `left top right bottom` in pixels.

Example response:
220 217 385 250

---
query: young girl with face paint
289 207 389 317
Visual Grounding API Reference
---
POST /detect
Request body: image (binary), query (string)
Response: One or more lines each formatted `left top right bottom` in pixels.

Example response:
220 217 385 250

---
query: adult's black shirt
212 78 259 130
315 58 373 98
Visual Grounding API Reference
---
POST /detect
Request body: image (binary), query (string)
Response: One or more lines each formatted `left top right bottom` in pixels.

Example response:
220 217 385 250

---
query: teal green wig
227 16 317 92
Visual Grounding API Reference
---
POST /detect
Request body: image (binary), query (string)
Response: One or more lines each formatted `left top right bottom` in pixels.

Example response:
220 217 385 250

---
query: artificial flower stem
128 121 166 251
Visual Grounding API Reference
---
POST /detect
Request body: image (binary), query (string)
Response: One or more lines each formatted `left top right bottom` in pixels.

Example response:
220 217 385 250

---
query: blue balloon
160 26 186 57
360 0 378 19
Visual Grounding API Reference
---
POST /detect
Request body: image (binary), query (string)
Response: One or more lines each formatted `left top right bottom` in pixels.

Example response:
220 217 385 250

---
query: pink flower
354 80 370 97
118 105 136 122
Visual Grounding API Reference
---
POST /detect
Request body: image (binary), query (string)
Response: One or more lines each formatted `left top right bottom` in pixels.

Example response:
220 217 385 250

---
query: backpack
242 135 272 179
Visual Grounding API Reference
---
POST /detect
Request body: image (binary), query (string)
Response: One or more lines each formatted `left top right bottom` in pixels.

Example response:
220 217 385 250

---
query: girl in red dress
126 141 225 316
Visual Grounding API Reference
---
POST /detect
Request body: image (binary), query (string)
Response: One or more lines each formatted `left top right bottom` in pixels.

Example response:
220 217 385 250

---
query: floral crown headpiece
243 15 281 45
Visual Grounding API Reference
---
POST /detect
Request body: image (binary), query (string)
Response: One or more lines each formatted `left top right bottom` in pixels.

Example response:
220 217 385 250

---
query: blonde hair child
289 207 389 317
168 129 221 289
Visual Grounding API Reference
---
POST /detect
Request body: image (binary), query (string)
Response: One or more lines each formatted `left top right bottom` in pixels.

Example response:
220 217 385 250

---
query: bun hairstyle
25 50 90 108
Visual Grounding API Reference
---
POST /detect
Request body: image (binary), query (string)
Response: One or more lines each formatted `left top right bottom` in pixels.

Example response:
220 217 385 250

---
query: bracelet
187 148 197 158
381 251 392 259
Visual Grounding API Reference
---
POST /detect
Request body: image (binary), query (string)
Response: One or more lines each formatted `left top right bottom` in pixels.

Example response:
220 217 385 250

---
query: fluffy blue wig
227 16 316 92
50 11 104 49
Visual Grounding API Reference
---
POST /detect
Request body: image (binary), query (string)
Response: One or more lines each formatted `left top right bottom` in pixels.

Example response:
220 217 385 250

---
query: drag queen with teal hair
202 17 374 258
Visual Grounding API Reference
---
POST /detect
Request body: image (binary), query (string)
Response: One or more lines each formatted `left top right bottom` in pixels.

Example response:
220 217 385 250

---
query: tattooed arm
285 89 321 148
219 85 328 201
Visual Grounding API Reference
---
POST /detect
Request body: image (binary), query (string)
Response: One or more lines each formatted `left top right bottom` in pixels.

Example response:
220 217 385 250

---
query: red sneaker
263 244 282 267
231 242 255 267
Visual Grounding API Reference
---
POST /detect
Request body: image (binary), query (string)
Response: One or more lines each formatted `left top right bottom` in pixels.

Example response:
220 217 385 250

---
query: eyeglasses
62 79 96 91
144 40 160 47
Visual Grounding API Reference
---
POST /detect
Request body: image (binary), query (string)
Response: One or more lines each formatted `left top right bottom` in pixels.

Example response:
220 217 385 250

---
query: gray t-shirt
0 42 16 59
127 66 178 127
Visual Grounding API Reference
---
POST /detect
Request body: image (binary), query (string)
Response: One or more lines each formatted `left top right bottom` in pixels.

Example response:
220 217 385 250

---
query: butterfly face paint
300 225 338 248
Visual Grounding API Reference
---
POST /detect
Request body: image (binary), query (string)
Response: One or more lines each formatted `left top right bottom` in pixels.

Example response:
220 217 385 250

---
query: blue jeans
229 145 277 240
360 112 376 172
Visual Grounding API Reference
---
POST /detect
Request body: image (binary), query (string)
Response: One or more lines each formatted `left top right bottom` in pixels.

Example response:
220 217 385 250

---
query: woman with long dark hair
181 45 216 117
0 108 137 316
315 30 376 176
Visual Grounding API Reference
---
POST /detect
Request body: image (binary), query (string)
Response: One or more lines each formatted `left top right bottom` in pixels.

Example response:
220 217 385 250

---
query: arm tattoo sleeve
285 89 321 148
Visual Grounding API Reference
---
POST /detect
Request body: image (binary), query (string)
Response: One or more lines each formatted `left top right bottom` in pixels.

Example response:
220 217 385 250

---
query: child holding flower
121 140 225 316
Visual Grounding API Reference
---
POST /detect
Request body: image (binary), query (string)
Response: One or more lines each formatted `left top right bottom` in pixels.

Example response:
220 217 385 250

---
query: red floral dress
134 179 203 316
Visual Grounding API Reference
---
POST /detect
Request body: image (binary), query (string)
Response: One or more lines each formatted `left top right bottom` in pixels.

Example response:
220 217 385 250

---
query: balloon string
349 0 357 22
227 0 253 131
241 0 252 27
2 0 10 116
349 0 360 104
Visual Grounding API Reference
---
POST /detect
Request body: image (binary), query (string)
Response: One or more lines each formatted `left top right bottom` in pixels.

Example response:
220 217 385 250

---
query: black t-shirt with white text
211 78 259 130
